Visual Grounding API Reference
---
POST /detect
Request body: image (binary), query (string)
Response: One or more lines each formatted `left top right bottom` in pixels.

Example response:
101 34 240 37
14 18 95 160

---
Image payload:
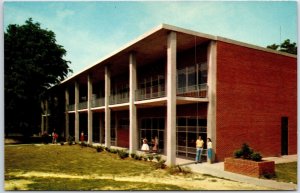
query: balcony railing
78 101 87 110
91 97 105 108
177 83 208 98
135 85 166 101
110 92 129 105
67 104 75 111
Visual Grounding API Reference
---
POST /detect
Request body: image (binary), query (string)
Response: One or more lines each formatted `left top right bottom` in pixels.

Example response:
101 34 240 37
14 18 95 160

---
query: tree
267 39 297 55
5 18 72 136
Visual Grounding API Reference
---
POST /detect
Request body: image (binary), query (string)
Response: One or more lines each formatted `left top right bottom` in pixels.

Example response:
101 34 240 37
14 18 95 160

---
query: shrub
234 143 262 161
241 143 253 159
96 146 104 152
134 154 142 160
148 155 154 161
154 159 166 169
118 150 129 159
60 141 64 146
130 153 136 158
110 149 118 154
105 147 110 152
154 155 161 162
233 149 243 158
67 136 74 145
250 152 262 161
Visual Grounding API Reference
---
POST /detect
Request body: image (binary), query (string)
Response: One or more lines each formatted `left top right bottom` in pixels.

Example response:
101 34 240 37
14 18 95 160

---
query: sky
3 1 298 76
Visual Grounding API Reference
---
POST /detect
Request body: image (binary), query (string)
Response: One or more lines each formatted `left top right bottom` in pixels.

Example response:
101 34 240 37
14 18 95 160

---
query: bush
96 146 104 152
234 143 262 161
241 143 253 159
68 136 74 145
105 147 110 152
250 152 262 161
154 159 166 169
154 155 161 162
233 149 243 158
130 153 136 158
148 155 154 161
118 150 129 159
110 149 118 154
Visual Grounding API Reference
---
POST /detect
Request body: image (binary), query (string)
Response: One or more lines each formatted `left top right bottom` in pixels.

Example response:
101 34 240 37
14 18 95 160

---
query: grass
5 144 187 190
273 162 297 184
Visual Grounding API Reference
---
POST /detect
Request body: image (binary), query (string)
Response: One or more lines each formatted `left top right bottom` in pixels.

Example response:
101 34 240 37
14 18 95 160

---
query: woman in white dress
141 138 149 151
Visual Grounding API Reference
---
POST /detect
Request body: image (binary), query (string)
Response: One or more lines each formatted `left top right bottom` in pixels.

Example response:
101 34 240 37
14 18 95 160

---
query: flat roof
60 23 297 85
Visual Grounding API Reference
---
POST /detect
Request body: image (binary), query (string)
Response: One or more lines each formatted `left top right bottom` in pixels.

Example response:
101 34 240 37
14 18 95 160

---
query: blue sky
3 1 298 75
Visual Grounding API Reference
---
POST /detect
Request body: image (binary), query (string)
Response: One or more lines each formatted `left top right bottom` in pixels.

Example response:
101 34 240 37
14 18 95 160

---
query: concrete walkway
175 155 298 190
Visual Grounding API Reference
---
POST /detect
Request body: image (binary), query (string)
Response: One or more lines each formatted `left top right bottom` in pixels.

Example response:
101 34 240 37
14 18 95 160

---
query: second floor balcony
110 92 129 105
177 83 207 98
135 85 166 101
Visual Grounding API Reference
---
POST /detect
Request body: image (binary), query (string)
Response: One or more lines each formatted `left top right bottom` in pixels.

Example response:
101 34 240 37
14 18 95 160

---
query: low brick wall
224 157 275 178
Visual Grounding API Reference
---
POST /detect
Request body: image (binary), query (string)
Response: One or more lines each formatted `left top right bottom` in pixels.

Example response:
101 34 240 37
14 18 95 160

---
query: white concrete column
65 89 69 140
129 52 138 154
207 41 217 163
41 101 45 134
99 115 104 144
87 75 93 145
105 66 111 147
45 99 49 132
75 81 79 143
166 31 177 166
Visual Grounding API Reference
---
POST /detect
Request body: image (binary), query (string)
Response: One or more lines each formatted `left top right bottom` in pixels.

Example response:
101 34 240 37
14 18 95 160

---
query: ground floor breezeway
67 103 208 161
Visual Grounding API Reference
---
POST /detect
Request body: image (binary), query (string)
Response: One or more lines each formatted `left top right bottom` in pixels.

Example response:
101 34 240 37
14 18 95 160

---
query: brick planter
224 157 275 178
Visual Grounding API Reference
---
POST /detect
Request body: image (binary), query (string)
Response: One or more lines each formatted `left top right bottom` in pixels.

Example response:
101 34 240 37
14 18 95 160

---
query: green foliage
267 39 297 55
154 159 166 169
154 155 161 162
4 18 72 136
240 143 253 159
67 136 74 145
117 150 129 159
234 143 262 161
250 152 262 161
130 153 136 158
233 149 243 158
96 146 104 152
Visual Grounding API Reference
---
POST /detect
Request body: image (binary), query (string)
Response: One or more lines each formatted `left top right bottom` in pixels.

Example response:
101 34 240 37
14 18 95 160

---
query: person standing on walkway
195 136 204 164
207 138 213 164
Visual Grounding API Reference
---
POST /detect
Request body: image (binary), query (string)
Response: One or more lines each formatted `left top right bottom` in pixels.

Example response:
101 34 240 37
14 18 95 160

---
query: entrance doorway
281 117 288 155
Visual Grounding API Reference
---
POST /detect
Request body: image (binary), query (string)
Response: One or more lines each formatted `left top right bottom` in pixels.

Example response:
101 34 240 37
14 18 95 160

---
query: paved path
175 155 297 190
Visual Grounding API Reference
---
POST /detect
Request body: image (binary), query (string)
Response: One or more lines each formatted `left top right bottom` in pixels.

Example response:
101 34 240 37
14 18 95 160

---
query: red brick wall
216 41 297 161
224 158 275 178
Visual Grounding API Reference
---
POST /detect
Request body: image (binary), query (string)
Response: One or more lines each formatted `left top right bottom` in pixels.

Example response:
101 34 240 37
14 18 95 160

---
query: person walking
207 138 213 164
195 136 204 164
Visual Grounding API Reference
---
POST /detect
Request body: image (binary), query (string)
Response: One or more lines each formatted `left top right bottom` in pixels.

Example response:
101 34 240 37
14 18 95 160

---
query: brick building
41 24 297 166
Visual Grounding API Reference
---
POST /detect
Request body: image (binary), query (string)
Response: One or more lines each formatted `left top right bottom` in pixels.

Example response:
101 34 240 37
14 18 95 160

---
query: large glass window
176 117 207 160
139 117 165 152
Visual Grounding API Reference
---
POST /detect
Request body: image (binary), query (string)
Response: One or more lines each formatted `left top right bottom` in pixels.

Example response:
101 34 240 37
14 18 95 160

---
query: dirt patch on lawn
6 170 272 190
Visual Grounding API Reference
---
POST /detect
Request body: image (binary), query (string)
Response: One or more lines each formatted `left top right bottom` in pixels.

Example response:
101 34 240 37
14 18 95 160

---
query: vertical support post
166 31 177 166
41 101 45 135
105 66 111 147
87 74 93 145
129 52 138 154
75 81 79 143
65 88 69 140
45 99 49 132
207 40 217 163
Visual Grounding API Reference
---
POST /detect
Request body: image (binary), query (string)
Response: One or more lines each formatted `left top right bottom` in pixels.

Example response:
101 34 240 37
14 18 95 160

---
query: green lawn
5 144 188 190
5 144 295 190
274 162 297 184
